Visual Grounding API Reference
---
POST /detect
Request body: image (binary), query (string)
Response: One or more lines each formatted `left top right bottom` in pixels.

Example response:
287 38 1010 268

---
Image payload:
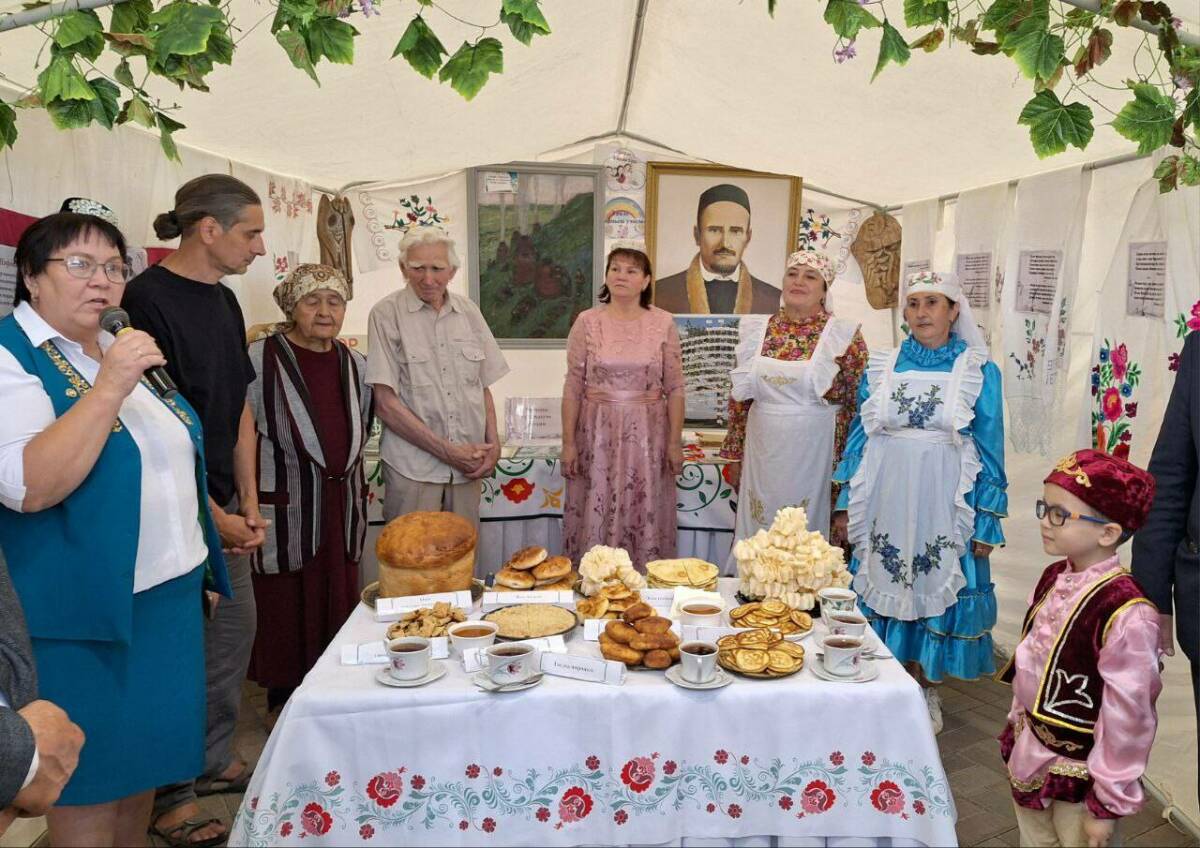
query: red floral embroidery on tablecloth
458 820 469 830
558 786 593 823
862 751 876 766
325 771 340 787
301 802 333 836
411 774 425 790
913 800 926 815
870 780 905 814
714 749 729 764
614 810 629 825
501 478 534 503
706 803 716 813
493 766 503 777
740 755 750 765
466 764 481 779
280 822 293 837
250 796 258 810
802 780 836 814
663 760 677 775
366 770 404 808
585 755 600 770
621 757 655 793
359 823 374 839
482 817 496 833
829 751 844 766
536 807 550 822
728 803 742 818
778 795 794 810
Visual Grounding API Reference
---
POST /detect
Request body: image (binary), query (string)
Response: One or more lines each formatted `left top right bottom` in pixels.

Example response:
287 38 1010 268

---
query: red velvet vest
999 560 1155 759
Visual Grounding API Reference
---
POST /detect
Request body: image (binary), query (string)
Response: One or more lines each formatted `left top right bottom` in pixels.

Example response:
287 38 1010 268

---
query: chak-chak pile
734 506 851 611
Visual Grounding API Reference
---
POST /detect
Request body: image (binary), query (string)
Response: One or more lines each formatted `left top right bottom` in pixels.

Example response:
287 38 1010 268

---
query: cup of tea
818 587 858 613
679 641 718 684
825 611 868 639
484 643 538 685
386 636 431 681
820 634 863 677
448 620 499 655
680 601 724 627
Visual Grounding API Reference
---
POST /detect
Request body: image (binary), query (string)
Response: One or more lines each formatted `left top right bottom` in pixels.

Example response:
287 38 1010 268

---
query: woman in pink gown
561 247 686 569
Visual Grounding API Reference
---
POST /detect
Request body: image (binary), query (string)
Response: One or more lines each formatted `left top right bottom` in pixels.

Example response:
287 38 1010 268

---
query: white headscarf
901 270 987 349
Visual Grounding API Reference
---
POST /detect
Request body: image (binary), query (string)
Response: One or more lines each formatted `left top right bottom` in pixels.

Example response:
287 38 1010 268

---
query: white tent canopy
1 0 1196 200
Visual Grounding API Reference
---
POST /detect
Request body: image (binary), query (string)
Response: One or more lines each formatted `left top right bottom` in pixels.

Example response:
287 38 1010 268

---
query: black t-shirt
122 264 256 505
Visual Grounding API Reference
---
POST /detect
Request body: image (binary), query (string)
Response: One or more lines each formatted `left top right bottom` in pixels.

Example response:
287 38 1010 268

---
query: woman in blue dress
0 207 229 845
832 270 1006 733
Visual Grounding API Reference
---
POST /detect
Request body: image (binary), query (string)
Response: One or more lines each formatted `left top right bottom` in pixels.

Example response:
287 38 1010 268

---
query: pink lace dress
562 306 685 569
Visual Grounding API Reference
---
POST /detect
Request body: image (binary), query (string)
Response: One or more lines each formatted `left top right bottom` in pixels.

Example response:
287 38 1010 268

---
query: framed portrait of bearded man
646 163 802 315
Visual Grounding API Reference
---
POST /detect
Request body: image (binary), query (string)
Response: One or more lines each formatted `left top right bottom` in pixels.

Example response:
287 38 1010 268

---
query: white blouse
0 303 208 593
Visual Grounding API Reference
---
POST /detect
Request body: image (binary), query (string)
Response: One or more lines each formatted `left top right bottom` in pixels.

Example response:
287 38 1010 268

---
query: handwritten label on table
539 652 625 685
482 591 573 609
340 637 449 665
461 636 567 673
374 591 472 622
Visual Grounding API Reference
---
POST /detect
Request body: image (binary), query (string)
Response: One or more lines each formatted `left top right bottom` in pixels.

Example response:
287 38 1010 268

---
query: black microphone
99 306 179 399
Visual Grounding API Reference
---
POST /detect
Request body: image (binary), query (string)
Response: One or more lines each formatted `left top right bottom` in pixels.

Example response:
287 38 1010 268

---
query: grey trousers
154 501 257 817
381 464 481 526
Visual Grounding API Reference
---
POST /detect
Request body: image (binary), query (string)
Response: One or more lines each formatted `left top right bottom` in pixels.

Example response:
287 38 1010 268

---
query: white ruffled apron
729 316 857 571
847 345 986 622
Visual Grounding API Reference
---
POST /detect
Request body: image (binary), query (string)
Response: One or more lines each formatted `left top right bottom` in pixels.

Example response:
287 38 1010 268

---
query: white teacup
484 643 538 685
679 601 724 627
386 637 431 681
818 587 858 613
821 634 864 677
824 610 869 639
448 620 499 655
679 641 719 684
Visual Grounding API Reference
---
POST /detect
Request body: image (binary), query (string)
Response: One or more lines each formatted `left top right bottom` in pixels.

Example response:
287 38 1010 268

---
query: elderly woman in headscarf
832 270 1007 732
246 264 371 717
719 249 868 558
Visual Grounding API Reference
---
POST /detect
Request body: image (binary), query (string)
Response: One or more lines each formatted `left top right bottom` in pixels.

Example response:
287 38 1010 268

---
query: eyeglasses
46 255 132 284
1035 499 1111 528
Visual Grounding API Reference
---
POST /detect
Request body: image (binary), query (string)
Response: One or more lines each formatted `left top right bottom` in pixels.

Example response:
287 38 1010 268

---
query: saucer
664 665 732 690
471 671 544 693
375 661 446 688
809 660 880 683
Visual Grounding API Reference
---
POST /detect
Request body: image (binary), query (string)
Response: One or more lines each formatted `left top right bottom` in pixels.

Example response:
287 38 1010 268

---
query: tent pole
0 0 128 32
882 149 1150 211
1057 0 1200 47
616 0 650 134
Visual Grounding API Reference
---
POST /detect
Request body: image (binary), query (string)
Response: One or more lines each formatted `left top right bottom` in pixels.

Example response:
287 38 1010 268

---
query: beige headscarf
250 263 352 342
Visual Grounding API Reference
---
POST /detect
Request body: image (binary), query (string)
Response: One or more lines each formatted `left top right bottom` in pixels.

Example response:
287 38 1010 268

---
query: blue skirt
31 565 206 806
848 551 997 682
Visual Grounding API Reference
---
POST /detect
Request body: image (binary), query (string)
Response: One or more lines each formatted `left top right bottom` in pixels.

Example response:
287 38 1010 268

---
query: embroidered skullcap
697 183 751 218
786 249 835 284
272 263 352 316
903 269 963 303
60 197 119 227
1044 449 1157 533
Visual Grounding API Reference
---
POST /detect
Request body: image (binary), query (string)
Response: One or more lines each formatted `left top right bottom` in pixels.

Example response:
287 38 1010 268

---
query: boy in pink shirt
998 449 1162 847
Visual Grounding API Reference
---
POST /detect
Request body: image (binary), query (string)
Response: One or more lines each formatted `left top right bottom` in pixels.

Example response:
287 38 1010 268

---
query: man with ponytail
122 174 266 847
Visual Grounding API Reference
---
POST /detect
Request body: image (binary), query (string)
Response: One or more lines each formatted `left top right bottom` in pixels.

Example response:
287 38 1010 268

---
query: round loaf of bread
376 511 476 598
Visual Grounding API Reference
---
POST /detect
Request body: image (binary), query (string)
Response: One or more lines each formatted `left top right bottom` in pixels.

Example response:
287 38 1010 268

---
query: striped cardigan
248 335 372 574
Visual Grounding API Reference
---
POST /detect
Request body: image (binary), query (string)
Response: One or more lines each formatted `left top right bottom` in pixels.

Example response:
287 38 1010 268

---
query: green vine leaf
1180 86 1198 133
392 15 447 78
500 0 550 45
156 111 185 161
1004 18 1065 80
1112 82 1177 154
275 0 319 31
981 0 1023 34
1018 89 1094 156
85 77 120 129
306 16 357 65
872 20 911 81
904 0 948 29
824 0 881 40
118 95 156 128
1072 27 1112 76
439 37 504 100
0 103 17 150
208 29 234 65
1034 60 1065 91
113 58 135 88
910 27 945 51
103 31 155 59
1062 8 1096 27
1154 154 1200 192
53 9 102 48
276 28 319 84
109 0 151 34
38 55 95 103
150 1 224 59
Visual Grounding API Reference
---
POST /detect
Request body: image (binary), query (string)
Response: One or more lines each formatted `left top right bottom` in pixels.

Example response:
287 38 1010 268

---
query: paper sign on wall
1015 250 1062 315
955 252 992 309
483 172 517 193
1126 241 1167 318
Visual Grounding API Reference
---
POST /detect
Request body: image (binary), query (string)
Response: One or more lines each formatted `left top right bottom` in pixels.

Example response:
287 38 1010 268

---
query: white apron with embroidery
847 344 987 621
729 316 858 570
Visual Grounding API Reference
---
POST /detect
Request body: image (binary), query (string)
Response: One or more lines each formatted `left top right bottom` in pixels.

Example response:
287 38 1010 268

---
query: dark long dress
249 340 359 708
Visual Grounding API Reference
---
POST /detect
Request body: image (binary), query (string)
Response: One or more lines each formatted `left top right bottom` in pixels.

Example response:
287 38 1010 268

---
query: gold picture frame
645 162 803 315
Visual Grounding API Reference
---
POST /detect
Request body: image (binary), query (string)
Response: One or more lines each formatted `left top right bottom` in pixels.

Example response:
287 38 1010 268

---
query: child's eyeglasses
1035 499 1111 528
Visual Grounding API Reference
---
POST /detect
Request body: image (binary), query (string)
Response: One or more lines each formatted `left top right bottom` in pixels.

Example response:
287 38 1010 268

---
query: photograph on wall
468 163 603 347
675 314 741 427
646 163 802 316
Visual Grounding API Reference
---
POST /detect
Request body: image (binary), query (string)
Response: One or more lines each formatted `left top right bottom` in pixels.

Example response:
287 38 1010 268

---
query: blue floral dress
834 333 1006 681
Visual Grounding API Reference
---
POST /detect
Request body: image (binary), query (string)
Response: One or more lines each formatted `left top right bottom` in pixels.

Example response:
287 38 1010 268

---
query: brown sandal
149 816 227 848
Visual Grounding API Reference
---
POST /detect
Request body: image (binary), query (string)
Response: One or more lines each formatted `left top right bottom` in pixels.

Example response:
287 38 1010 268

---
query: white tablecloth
229 582 956 847
365 454 739 575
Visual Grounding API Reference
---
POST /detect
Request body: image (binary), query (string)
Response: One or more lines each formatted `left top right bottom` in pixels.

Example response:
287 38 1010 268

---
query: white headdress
901 270 987 349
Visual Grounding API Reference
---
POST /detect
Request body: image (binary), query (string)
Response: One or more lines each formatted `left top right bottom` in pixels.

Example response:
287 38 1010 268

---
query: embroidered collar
774 309 828 331
901 332 966 366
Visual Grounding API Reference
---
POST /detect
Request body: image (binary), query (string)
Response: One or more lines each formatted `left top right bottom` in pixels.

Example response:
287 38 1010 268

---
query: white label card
340 638 449 665
482 591 572 609
540 652 625 685
374 591 472 622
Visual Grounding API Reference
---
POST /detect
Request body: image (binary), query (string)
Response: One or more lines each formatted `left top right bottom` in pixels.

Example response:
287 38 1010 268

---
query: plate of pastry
481 604 580 640
491 547 579 592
